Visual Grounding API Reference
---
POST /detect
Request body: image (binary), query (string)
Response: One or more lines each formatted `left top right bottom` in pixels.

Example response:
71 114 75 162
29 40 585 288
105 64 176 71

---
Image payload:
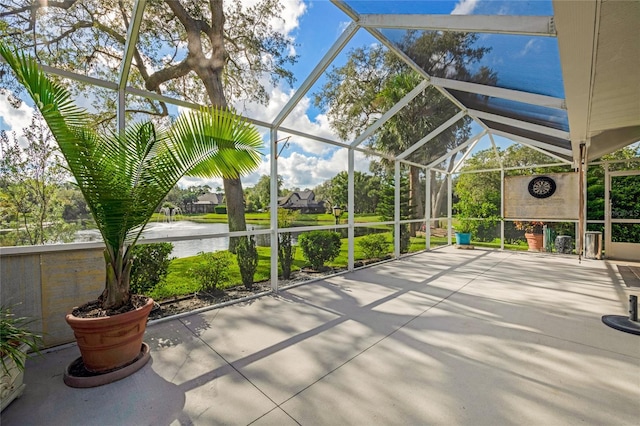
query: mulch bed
148 268 346 321
72 294 150 318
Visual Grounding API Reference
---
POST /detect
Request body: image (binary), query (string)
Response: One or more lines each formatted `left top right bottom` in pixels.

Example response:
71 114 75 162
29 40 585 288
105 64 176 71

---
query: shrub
1 306 41 374
236 236 258 289
278 232 296 279
298 230 341 271
454 219 475 234
130 243 174 294
214 205 227 214
358 233 389 259
277 208 299 279
190 251 233 295
400 224 410 254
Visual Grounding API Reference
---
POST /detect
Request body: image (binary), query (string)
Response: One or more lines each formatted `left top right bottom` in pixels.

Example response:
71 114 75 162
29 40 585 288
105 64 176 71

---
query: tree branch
0 0 77 18
145 59 193 92
41 20 94 47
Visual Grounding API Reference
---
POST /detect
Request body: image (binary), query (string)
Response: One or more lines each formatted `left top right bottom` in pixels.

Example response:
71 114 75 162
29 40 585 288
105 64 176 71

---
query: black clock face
528 176 556 198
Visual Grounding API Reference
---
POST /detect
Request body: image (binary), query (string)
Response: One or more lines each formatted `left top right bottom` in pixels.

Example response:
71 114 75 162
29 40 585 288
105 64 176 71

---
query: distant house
185 192 225 214
277 190 327 214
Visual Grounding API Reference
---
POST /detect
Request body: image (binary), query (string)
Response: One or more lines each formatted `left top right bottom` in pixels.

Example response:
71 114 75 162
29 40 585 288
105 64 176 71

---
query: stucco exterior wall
1 245 104 348
504 173 580 220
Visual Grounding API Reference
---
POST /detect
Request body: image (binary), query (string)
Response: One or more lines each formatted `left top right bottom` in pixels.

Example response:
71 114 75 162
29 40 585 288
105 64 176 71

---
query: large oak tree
1 0 298 248
314 31 495 232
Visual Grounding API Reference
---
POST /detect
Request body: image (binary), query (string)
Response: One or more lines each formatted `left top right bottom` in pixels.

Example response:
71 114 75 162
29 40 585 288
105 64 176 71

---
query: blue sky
1 0 564 190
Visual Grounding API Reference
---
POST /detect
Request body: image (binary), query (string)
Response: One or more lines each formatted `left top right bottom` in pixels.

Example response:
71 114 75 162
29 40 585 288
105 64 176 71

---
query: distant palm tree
0 42 263 310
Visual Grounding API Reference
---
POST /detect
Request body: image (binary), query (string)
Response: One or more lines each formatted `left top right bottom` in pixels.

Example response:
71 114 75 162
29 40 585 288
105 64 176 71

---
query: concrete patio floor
2 247 639 425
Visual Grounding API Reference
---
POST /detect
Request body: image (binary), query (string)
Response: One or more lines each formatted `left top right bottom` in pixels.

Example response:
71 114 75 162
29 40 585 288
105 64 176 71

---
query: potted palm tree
0 43 263 383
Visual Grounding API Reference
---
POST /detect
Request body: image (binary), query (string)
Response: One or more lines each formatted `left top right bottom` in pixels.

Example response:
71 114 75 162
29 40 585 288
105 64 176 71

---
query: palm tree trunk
223 177 247 252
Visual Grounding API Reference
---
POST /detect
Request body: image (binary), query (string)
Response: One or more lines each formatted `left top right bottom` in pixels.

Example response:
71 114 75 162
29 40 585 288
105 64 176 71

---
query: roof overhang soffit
554 0 640 163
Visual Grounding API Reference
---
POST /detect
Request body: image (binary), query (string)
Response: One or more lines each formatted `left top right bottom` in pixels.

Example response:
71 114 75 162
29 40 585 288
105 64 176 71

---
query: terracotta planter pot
65 298 154 373
525 233 544 252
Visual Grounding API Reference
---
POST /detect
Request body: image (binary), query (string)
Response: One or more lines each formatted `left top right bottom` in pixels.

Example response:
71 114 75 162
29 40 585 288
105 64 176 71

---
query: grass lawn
148 232 529 301
472 240 529 251
151 243 313 300
151 231 399 300
150 211 385 227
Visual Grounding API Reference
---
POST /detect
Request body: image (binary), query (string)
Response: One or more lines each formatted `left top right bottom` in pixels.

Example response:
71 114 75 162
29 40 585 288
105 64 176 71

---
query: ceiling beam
430 77 566 110
351 80 430 148
490 129 573 161
124 86 273 129
118 0 146 91
331 1 471 115
36 64 118 90
272 21 358 128
468 109 570 140
426 130 487 169
277 126 395 162
397 110 467 160
359 14 556 37
452 138 480 173
117 0 147 132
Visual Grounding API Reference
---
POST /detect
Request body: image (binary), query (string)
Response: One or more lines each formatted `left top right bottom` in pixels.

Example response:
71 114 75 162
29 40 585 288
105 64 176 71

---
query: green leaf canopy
0 42 263 309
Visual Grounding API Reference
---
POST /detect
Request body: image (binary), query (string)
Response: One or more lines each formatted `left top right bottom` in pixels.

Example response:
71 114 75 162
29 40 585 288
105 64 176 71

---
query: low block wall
1 244 104 348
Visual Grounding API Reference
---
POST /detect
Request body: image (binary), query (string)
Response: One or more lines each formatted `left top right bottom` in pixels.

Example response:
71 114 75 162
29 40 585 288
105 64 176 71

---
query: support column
447 174 453 245
578 143 587 258
348 149 355 270
604 162 611 253
500 167 505 250
425 168 431 250
270 128 279 291
394 161 401 258
116 0 146 134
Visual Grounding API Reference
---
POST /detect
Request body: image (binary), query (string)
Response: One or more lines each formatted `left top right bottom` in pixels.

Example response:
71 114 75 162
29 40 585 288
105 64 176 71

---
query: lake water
74 220 368 259
75 221 269 259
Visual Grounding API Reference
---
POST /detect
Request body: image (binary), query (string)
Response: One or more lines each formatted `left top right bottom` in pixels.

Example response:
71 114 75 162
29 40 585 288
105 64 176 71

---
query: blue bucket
455 232 471 245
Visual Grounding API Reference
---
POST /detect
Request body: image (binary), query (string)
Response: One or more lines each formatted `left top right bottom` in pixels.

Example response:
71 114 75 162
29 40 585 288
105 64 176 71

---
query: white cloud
276 0 307 34
0 92 35 144
0 91 35 147
518 39 540 57
231 0 306 42
281 98 342 155
245 145 374 191
451 0 479 15
178 175 225 191
236 76 342 157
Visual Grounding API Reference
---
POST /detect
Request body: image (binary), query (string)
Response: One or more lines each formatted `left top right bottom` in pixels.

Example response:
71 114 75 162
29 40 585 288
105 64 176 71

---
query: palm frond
168 106 263 179
1 42 263 308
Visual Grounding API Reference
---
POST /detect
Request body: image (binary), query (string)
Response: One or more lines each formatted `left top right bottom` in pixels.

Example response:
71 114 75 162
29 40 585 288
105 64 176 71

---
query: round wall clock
528 176 556 198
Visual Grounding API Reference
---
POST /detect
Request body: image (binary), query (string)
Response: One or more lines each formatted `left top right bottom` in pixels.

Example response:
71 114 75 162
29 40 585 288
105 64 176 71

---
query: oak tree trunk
181 0 247 250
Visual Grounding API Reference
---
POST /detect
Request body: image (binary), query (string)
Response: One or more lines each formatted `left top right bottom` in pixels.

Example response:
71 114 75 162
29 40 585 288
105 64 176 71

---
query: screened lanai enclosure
1 1 640 423
1 0 639 290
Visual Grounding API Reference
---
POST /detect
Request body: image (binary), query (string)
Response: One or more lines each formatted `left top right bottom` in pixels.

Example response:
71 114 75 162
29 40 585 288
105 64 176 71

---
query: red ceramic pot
525 233 544 252
65 298 154 373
